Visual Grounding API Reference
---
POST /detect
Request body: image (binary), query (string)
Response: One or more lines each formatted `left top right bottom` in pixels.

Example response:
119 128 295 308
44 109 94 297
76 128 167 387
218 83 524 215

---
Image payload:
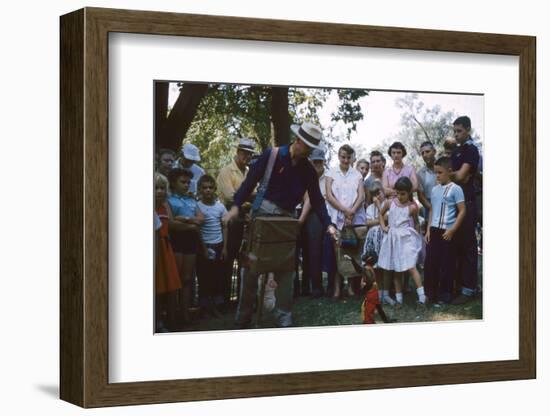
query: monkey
343 255 395 324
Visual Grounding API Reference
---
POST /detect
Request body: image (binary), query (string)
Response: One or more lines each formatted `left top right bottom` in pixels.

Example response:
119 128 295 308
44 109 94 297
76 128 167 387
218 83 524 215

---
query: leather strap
251 147 279 216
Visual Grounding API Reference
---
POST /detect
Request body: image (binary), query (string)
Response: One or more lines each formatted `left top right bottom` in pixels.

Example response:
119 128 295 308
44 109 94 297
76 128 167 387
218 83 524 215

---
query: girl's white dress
377 200 422 272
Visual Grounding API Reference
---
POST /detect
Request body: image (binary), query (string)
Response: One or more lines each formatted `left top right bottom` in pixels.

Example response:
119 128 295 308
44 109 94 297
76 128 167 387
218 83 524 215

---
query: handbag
339 225 360 249
336 225 367 277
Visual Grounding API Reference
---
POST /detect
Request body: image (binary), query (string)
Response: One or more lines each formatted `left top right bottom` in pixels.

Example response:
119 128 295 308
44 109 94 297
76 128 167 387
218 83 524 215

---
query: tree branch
412 114 431 142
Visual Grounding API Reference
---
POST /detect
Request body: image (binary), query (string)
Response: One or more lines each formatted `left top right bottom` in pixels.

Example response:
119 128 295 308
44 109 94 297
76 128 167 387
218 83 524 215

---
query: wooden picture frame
60 7 536 408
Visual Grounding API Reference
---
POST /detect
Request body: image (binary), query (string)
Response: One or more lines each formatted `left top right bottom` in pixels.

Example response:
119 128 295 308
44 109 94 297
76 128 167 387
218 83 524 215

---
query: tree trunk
158 83 209 151
271 87 290 146
154 82 169 148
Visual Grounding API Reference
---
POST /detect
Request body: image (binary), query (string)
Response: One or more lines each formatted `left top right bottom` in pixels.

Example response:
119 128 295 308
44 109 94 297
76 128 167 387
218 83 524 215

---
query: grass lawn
293 292 482 327
180 290 482 332
177 255 483 332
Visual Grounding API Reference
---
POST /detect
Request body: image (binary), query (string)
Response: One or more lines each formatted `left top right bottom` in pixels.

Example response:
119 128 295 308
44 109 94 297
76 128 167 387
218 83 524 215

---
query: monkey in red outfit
344 255 394 324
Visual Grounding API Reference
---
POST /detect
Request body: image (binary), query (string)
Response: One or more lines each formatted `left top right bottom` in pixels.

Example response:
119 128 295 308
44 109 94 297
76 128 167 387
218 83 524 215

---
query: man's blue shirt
233 145 332 230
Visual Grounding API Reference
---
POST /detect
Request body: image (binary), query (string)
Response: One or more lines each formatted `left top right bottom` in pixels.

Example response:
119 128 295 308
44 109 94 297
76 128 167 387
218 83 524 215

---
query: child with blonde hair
154 173 182 331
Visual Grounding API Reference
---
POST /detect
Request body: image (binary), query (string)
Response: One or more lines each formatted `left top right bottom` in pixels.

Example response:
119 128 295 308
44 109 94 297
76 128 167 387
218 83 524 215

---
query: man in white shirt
417 141 437 221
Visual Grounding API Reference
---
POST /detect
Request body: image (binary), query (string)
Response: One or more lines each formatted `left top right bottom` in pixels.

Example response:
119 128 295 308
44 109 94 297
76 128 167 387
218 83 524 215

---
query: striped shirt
430 182 465 230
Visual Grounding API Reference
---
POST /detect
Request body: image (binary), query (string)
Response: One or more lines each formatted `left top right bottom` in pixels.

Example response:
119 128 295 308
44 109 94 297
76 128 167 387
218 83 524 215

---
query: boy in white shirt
424 157 466 304
196 175 228 317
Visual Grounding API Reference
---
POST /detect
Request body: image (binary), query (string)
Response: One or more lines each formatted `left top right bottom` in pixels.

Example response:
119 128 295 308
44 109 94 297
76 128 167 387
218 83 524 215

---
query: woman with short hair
382 141 418 198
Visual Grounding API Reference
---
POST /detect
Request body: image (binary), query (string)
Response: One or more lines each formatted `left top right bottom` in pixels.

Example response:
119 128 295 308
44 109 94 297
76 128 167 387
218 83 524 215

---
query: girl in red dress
155 173 182 332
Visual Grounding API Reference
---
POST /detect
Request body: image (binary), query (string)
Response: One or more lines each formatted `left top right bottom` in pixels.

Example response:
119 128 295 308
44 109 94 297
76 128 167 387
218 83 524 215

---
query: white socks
417 286 426 304
380 287 427 305
381 290 395 306
395 292 403 304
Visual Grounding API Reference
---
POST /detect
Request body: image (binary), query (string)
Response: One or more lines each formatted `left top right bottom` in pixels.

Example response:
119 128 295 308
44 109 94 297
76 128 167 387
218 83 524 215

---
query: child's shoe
382 295 396 306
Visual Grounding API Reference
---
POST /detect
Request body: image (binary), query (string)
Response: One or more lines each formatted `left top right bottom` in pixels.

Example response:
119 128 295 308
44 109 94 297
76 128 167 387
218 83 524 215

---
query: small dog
343 255 394 324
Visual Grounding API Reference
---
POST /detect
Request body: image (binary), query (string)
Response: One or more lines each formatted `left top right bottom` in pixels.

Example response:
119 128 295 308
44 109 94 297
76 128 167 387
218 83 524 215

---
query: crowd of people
154 116 482 332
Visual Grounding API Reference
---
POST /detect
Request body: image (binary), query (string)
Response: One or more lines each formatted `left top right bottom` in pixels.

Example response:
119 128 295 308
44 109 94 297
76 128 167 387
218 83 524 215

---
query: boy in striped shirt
424 156 466 304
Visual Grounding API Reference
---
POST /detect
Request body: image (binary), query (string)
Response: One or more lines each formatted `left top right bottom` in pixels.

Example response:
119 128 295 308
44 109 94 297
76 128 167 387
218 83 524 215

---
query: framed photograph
60 7 536 408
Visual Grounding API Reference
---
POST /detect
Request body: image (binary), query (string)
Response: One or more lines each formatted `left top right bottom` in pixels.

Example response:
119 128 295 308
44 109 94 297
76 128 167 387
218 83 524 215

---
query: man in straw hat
216 137 257 307
223 122 338 328
217 137 257 209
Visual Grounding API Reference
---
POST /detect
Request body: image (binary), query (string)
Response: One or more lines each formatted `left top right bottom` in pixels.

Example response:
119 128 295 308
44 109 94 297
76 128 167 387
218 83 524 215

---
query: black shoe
451 294 473 305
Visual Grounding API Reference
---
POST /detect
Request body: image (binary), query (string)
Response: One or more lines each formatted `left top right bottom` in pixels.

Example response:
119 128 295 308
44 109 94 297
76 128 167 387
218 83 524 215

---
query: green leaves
391 93 458 169
172 83 368 174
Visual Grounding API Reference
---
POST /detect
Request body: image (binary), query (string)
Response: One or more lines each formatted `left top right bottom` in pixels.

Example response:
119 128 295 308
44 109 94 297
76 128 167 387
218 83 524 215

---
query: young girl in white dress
376 177 426 305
